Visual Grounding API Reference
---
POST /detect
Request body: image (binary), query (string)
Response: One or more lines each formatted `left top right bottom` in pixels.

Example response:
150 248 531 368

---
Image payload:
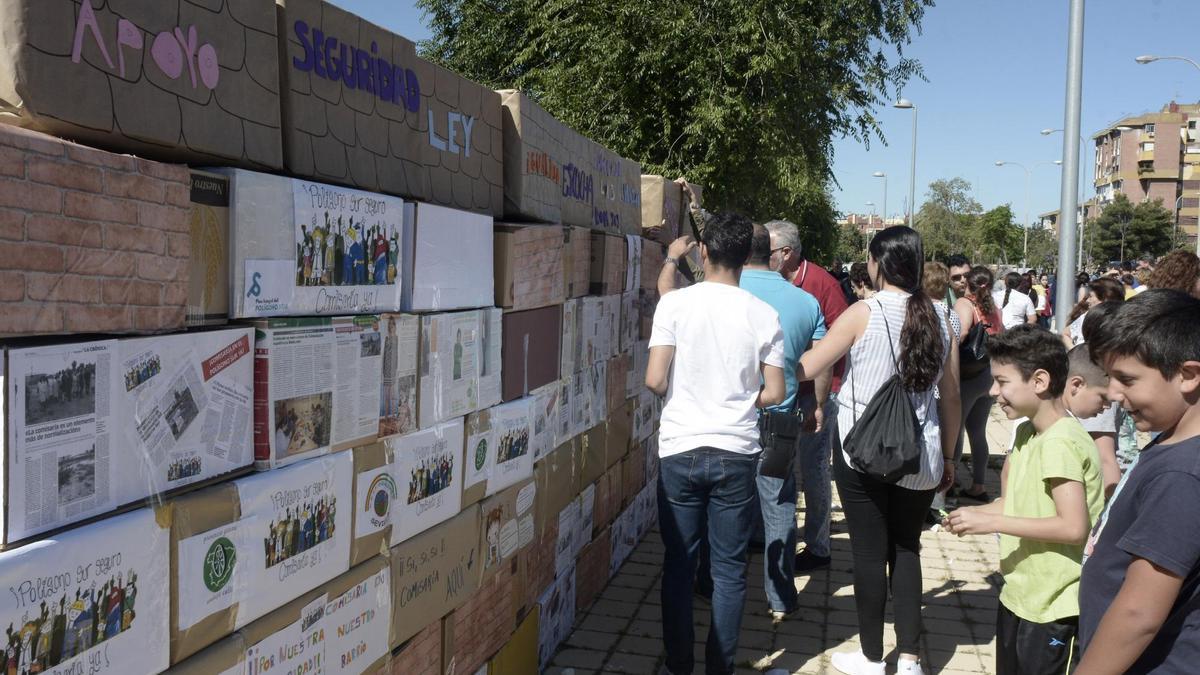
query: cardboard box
579 424 608 489
389 505 482 647
606 400 634 469
641 239 666 292
240 557 391 675
561 226 592 299
166 634 246 675
536 566 575 671
609 503 639 578
0 508 169 674
479 478 536 584
494 224 566 311
417 309 502 429
638 287 660 341
628 340 649 400
623 444 647 507
559 298 582 378
606 355 631 416
560 132 596 230
489 605 539 675
0 0 282 168
529 382 561 463
590 140 623 234
640 175 683 245
218 168 408 318
350 443 393 567
581 295 621 367
188 171 232 326
379 313 421 439
464 399 536 506
501 305 563 402
624 234 643 293
498 90 569 224
589 232 626 296
593 467 617 535
533 439 579 538
575 528 612 613
585 360 609 430
386 419 465 545
619 158 643 235
168 452 353 663
402 202 495 312
278 0 502 215
252 316 382 470
2 327 255 545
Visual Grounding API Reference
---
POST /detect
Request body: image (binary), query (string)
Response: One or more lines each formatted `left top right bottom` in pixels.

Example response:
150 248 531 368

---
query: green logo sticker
203 536 237 592
474 439 488 471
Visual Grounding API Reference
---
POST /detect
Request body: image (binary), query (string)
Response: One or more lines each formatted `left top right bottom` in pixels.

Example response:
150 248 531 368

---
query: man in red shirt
768 220 848 572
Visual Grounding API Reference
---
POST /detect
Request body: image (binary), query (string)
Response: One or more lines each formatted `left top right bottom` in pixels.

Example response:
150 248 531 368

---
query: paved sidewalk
549 410 1014 674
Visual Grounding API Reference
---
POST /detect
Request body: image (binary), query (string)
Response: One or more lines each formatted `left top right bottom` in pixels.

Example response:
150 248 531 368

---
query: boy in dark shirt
1075 289 1200 674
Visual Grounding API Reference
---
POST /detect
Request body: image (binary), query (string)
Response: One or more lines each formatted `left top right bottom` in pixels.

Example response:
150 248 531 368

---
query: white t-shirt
993 289 1036 329
649 282 785 458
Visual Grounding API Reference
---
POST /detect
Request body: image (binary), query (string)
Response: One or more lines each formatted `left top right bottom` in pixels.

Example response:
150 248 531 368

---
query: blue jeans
795 395 836 557
658 447 759 675
756 446 799 613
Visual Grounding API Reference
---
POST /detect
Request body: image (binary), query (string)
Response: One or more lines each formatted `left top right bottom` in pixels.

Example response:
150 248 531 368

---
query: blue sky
333 0 1200 223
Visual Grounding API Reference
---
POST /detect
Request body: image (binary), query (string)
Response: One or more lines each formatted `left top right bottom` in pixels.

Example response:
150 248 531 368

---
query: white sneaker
830 650 886 675
896 657 927 675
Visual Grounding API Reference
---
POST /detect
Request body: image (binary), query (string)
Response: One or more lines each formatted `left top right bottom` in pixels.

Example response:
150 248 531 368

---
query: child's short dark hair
1089 289 1200 378
1081 301 1123 344
988 324 1069 396
1067 344 1108 387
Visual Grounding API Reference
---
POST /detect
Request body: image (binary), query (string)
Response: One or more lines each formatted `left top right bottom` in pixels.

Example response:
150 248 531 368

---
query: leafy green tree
1025 227 1058 271
1088 194 1173 262
913 178 980 261
417 0 934 262
834 222 867 264
972 204 1022 265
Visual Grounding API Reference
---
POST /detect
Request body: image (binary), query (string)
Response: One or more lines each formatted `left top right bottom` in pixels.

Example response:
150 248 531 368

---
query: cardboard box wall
578 423 608 489
167 452 352 663
402 202 495 312
589 232 626 296
605 399 634 469
623 443 647 508
478 477 536 586
494 224 565 311
218 168 408 318
0 508 169 674
385 618 442 675
574 527 611 613
2 327 255 545
0 0 282 169
278 0 503 215
389 503 481 648
536 565 575 671
165 633 246 674
188 171 232 326
350 443 393 567
606 354 631 415
624 234 643 293
252 316 381 470
561 225 592 299
641 239 666 292
533 439 579 538
498 90 568 224
417 309 502 429
464 398 535 507
619 157 643 235
640 175 683 245
443 545 518 675
595 464 622 535
240 556 392 675
488 605 539 675
559 130 595 230
501 304 563 402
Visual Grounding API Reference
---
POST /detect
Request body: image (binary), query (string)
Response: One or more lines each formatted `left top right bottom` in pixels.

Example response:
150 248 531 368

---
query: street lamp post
1042 128 1089 266
1136 54 1200 255
872 171 887 226
994 160 1061 267
894 99 917 226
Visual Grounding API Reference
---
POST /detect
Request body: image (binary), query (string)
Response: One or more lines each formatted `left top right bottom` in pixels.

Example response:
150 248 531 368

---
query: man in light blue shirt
738 223 829 619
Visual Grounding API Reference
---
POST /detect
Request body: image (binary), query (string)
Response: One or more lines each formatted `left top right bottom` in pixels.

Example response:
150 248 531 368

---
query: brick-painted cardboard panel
0 0 282 169
278 0 503 216
0 125 191 336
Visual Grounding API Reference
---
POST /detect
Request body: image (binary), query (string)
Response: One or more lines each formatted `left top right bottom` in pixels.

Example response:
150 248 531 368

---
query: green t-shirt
999 416 1105 623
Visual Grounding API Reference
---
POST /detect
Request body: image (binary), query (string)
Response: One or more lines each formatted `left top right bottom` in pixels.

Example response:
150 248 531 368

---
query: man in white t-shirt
646 211 786 675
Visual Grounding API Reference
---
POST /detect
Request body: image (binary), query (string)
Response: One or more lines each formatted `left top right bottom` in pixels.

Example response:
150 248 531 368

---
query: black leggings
834 446 936 661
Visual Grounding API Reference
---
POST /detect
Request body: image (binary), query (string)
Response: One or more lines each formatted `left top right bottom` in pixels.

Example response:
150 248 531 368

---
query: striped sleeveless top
836 290 951 491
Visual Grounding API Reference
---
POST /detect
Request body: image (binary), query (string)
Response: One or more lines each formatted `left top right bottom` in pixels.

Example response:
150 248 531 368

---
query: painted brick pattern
1 0 282 169
449 557 516 675
574 527 612 613
279 0 503 215
494 224 565 310
0 125 190 336
386 619 441 675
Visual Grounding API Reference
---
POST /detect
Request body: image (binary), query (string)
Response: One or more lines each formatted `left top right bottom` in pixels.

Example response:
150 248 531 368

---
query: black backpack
841 301 930 483
958 301 991 379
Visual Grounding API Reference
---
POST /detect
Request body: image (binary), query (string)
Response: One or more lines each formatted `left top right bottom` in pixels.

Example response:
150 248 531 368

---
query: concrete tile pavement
549 409 1015 674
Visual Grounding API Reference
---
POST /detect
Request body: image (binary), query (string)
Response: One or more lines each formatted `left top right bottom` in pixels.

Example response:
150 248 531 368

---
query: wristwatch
665 257 679 266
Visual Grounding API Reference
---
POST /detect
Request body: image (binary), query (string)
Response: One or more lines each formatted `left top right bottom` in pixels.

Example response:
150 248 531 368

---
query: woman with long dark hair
1063 277 1125 347
951 267 1003 502
798 226 961 675
993 271 1036 329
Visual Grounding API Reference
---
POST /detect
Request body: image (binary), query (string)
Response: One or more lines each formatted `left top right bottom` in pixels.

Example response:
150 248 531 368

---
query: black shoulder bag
757 398 804 479
959 302 991 379
841 301 930 483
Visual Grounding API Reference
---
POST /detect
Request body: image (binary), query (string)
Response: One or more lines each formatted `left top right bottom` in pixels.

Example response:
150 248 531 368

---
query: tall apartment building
1092 101 1200 241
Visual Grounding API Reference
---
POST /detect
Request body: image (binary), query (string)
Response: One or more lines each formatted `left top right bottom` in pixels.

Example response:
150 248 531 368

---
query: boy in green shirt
945 325 1105 675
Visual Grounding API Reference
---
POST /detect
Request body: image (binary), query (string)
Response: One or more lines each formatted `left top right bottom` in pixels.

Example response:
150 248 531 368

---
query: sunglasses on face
950 274 965 282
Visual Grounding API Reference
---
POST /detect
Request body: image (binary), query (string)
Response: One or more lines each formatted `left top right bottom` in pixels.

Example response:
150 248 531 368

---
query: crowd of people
646 184 1200 675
